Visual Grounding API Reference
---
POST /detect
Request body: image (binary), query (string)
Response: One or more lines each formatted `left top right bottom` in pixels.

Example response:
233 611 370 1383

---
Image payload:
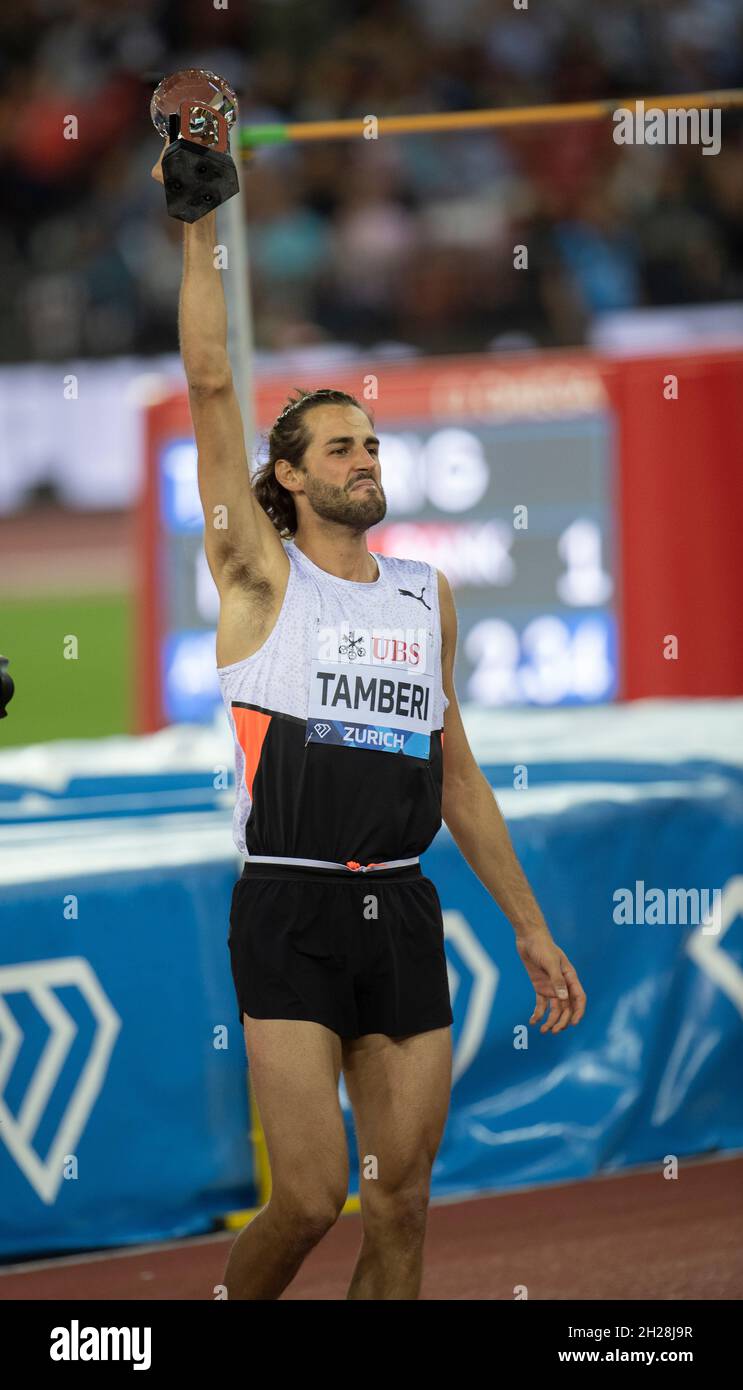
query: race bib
305 625 432 758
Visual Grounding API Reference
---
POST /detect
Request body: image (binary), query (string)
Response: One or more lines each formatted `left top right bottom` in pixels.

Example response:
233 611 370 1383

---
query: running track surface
1 1156 741 1300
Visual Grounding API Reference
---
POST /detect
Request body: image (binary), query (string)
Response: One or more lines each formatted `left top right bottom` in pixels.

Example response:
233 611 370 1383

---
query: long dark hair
252 387 373 537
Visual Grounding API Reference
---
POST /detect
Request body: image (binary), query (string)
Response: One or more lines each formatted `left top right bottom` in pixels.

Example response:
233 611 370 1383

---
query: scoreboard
140 353 618 728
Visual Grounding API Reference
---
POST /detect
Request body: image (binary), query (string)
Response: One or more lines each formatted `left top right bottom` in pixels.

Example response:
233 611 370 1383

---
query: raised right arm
178 209 289 598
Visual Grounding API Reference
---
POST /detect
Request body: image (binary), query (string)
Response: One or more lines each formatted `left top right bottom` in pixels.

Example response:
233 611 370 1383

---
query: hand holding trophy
150 69 240 222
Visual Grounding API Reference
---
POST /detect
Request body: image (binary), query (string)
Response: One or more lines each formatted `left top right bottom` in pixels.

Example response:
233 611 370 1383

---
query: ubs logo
338 631 366 661
371 636 421 665
319 625 429 671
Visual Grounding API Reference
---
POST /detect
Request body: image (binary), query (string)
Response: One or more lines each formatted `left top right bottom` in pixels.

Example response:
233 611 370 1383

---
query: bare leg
224 1016 349 1300
341 1027 452 1299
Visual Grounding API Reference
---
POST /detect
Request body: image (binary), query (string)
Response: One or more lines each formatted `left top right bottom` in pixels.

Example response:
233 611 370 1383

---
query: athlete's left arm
436 569 586 1033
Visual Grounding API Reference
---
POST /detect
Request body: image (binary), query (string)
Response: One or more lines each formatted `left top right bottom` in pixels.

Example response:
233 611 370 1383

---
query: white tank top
217 539 449 863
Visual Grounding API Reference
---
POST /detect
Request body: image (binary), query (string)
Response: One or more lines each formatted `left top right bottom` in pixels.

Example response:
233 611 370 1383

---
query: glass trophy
150 69 240 222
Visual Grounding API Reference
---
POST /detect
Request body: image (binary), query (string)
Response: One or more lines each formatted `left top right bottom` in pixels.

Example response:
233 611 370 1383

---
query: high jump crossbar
238 88 743 151
227 83 743 481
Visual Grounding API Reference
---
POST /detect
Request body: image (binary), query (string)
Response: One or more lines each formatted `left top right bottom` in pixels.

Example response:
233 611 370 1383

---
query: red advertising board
138 347 743 731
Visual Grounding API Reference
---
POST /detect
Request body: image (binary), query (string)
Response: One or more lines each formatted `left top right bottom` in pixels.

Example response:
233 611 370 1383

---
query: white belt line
244 854 420 873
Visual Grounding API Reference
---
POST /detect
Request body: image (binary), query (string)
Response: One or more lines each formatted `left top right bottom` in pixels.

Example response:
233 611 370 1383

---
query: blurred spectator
553 181 643 317
1 0 743 362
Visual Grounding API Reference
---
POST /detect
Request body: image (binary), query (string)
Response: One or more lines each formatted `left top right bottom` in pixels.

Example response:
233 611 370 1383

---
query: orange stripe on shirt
232 706 271 799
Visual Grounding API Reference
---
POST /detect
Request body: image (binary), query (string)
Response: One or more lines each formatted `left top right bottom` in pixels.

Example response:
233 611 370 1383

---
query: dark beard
303 475 387 531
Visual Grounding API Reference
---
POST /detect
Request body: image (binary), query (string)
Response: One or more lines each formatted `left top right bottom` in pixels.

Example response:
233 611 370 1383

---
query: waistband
241 854 421 880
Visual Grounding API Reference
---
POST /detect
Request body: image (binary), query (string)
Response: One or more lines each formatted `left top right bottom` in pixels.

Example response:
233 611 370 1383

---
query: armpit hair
217 544 274 606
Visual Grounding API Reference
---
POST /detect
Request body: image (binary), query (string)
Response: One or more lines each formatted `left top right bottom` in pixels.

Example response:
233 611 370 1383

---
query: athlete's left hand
514 925 586 1033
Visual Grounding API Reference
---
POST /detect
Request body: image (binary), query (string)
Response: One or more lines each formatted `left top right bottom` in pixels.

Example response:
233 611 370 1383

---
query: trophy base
162 139 239 222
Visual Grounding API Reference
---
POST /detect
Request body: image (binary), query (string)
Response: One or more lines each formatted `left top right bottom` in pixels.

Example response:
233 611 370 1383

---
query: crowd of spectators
1 0 743 362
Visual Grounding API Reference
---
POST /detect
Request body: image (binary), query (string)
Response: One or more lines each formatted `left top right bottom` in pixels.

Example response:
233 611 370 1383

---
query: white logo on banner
686 875 743 1017
442 910 499 1084
0 959 121 1203
651 876 743 1126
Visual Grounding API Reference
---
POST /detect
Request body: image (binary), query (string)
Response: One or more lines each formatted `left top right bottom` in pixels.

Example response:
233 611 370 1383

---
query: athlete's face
295 404 387 531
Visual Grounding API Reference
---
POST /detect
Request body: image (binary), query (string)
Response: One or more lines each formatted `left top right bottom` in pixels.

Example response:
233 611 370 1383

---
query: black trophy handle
161 103 239 223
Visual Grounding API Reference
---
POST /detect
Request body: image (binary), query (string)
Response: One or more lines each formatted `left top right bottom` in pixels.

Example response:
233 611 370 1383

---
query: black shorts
228 861 453 1041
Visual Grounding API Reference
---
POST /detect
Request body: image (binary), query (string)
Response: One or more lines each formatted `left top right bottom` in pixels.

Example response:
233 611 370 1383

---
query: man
153 151 586 1301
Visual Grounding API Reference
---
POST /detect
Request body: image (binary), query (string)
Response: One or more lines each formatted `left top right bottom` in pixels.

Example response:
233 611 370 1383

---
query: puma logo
398 586 431 611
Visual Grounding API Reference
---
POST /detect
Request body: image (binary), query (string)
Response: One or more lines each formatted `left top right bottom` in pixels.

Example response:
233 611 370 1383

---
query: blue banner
0 853 253 1259
1 705 742 1256
411 770 743 1197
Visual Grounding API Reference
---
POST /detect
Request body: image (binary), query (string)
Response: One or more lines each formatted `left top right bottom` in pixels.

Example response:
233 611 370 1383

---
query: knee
272 1183 347 1245
362 1180 430 1239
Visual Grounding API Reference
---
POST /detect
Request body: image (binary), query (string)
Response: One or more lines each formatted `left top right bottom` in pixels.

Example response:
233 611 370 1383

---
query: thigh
243 1016 349 1196
341 1027 452 1187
